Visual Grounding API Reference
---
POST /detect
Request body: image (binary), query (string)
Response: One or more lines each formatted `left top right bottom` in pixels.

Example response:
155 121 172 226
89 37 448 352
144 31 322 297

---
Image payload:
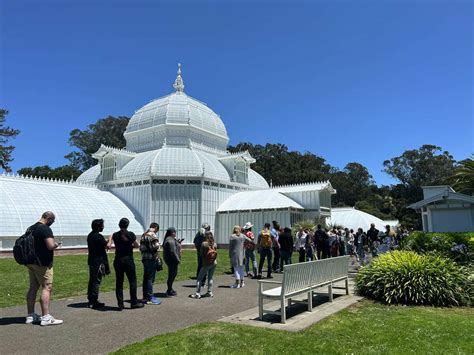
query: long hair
205 231 215 247
232 225 241 235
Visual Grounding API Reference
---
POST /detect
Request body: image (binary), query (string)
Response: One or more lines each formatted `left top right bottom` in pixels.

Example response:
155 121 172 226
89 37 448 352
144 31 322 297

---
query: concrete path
0 273 284 354
0 260 362 354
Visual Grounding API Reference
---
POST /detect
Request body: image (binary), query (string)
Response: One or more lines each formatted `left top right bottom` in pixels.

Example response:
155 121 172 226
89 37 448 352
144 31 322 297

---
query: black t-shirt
87 231 107 265
31 222 54 267
113 230 136 258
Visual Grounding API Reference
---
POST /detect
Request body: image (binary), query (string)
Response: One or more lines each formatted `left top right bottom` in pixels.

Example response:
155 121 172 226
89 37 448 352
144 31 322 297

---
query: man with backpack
257 223 274 279
24 211 63 326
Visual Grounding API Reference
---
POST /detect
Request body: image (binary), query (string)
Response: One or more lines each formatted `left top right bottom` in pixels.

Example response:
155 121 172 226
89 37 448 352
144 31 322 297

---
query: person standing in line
25 211 63 326
108 218 143 310
314 224 328 259
193 223 210 286
87 218 110 309
271 221 281 273
356 227 368 265
305 230 315 261
279 227 293 268
242 222 258 278
257 223 274 279
367 223 380 257
229 225 246 288
190 231 217 298
162 227 181 296
140 222 161 305
294 228 307 263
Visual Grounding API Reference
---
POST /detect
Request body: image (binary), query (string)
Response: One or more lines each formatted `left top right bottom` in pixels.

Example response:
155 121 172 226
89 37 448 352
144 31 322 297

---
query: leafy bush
355 251 472 306
399 231 473 264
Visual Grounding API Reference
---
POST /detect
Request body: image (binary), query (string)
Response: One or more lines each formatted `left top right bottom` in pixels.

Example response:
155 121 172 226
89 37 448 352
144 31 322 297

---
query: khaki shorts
27 264 54 287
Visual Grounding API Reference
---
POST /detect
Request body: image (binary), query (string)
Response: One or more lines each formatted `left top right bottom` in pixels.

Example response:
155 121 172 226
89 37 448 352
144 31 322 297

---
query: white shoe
240 283 245 288
40 315 63 326
25 313 40 324
230 284 239 289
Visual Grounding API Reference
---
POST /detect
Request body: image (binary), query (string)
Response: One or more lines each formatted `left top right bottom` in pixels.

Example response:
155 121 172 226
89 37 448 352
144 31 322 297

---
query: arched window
101 154 116 182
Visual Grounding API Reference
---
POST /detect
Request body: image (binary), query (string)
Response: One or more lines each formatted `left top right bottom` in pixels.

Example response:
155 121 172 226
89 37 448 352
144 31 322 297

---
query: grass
0 250 233 308
114 300 474 354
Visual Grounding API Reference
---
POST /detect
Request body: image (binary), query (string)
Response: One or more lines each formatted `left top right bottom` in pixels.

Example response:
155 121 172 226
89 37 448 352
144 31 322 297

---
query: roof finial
173 63 185 93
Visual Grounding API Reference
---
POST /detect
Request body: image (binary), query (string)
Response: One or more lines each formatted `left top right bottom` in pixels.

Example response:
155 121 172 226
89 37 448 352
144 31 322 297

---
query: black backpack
13 227 39 265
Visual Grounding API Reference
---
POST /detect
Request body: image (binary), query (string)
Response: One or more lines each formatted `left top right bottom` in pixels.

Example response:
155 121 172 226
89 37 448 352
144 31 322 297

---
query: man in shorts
25 211 63 326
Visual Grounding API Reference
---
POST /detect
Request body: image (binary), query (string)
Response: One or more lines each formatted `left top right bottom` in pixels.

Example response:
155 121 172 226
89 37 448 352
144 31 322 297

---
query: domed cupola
124 64 229 154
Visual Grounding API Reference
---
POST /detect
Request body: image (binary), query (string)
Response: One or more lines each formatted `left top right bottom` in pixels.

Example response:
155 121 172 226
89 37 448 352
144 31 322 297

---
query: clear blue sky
1 0 472 185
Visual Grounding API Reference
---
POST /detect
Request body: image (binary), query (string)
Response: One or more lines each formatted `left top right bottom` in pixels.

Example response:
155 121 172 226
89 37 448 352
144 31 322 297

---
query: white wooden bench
258 256 350 323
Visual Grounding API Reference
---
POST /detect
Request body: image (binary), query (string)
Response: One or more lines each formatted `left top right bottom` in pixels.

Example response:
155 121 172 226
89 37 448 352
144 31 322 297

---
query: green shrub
355 250 472 306
399 231 473 264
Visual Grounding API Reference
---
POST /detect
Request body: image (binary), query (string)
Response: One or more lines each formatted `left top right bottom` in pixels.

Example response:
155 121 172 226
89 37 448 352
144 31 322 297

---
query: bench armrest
257 280 282 285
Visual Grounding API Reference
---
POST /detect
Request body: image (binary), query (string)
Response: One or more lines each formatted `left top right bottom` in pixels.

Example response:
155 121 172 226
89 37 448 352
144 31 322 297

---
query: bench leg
307 291 313 312
281 297 286 324
345 278 349 295
258 293 263 320
328 284 333 302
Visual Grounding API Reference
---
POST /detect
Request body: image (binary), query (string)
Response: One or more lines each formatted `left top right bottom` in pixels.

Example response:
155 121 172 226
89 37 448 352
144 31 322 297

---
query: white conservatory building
0 65 336 249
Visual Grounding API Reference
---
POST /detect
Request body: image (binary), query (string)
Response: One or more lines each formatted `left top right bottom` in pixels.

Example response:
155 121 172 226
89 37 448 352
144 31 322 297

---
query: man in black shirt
107 217 143 310
25 211 63 326
314 225 329 259
87 219 110 309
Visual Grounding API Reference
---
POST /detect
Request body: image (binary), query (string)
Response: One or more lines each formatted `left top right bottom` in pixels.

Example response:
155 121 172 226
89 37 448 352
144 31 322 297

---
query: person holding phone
162 227 181 296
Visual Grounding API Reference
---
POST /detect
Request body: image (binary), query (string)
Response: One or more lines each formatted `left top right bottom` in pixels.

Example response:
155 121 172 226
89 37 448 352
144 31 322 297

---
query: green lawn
114 301 474 354
0 250 233 308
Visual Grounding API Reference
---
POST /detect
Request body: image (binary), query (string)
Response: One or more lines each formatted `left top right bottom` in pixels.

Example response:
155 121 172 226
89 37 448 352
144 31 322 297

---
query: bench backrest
308 258 334 286
282 262 313 295
330 256 350 280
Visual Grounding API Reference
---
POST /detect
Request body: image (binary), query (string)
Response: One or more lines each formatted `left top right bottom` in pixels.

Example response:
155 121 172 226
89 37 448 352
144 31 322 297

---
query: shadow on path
67 302 121 312
0 317 26 326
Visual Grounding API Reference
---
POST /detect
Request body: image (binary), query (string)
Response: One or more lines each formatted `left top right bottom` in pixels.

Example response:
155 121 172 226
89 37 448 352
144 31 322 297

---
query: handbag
155 257 163 272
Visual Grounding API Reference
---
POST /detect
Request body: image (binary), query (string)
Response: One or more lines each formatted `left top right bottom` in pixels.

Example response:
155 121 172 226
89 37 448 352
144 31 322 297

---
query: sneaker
40 316 63 326
240 283 245 288
230 283 241 289
117 304 125 311
146 297 161 305
131 302 144 309
203 292 214 298
189 293 201 299
25 313 40 324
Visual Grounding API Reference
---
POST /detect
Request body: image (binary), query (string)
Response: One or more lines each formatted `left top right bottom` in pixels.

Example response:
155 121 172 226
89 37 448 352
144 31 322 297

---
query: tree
383 145 456 202
330 163 375 207
449 155 474 195
17 165 81 181
0 109 20 172
65 116 129 171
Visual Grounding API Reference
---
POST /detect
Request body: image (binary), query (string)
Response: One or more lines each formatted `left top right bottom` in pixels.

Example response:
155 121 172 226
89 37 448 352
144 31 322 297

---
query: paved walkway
0 261 361 354
0 273 284 354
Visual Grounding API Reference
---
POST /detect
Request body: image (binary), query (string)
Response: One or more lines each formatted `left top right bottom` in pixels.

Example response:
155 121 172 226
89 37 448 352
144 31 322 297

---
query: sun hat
243 222 253 230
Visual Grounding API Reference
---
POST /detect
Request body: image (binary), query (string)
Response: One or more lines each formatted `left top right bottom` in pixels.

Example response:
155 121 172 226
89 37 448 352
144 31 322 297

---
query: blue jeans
245 249 257 275
142 259 156 301
258 248 272 276
196 264 216 294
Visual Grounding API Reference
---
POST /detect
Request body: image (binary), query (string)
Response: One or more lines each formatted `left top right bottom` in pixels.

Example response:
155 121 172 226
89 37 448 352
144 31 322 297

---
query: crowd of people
22 211 406 326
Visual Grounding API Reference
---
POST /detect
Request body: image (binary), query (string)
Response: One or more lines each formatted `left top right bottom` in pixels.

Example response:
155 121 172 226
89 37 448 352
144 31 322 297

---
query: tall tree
228 142 332 186
65 115 129 171
18 165 81 181
0 109 20 172
449 155 474 195
383 144 456 202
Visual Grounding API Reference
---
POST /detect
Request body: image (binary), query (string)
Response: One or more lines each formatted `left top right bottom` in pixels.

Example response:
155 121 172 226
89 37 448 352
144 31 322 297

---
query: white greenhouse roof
328 207 397 231
76 164 100 184
126 92 228 140
248 169 269 189
217 190 304 212
273 181 336 194
0 175 144 237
